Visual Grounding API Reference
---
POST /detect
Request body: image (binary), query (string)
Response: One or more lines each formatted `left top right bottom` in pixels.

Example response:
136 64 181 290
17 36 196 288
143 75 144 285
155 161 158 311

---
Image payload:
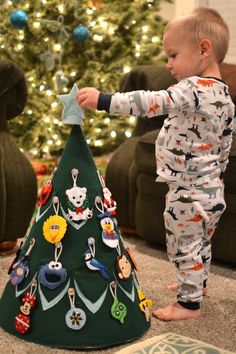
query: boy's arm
99 81 197 118
97 93 112 112
77 80 197 117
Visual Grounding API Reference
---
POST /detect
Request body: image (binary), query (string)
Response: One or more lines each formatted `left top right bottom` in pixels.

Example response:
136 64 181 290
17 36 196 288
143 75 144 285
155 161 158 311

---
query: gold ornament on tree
88 0 102 8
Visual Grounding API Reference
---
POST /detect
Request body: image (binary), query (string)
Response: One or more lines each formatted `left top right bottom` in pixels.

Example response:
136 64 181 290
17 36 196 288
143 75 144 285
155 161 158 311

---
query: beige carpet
0 235 236 354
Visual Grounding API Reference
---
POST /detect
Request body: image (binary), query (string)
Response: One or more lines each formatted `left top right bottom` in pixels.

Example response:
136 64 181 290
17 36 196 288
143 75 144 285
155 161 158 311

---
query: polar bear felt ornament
66 168 92 221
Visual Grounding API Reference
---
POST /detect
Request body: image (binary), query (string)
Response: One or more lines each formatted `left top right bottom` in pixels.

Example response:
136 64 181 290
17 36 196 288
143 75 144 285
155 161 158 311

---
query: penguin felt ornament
95 196 119 249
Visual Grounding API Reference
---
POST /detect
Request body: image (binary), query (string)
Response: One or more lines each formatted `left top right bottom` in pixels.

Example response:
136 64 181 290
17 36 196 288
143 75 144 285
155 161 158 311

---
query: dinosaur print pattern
110 76 235 186
164 177 225 304
108 76 234 306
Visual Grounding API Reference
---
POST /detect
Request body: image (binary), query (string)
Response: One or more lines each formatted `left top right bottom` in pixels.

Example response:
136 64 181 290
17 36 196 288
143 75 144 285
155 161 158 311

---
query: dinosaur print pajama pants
163 176 225 307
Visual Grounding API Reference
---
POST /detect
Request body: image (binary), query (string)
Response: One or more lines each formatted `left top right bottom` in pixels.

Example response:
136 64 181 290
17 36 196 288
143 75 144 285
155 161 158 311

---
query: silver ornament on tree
40 46 55 72
54 70 69 91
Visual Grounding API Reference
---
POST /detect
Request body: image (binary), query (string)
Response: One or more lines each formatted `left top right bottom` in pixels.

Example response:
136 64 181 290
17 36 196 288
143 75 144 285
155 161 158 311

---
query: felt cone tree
0 85 152 349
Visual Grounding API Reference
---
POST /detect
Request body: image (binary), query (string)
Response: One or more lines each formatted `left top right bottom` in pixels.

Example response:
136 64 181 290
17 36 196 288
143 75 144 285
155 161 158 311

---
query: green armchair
0 60 37 255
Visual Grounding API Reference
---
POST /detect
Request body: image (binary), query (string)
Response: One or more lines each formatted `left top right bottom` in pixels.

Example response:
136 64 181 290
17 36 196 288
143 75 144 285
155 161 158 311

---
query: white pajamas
102 76 235 308
164 177 225 304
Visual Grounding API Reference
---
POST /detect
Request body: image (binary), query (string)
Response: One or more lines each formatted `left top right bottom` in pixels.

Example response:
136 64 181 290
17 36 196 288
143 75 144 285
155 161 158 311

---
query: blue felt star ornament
57 83 84 125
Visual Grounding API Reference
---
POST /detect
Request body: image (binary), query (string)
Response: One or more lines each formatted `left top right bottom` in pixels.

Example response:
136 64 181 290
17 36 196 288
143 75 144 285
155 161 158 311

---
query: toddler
77 7 235 321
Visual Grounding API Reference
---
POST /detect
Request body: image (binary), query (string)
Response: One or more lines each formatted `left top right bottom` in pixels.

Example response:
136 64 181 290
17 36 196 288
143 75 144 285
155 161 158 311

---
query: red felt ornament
15 280 37 334
15 313 30 334
22 291 37 310
31 161 47 175
103 187 117 216
38 180 53 206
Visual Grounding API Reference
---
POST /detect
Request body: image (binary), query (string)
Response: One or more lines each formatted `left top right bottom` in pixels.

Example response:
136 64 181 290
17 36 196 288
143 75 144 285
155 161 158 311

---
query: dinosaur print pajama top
97 76 235 309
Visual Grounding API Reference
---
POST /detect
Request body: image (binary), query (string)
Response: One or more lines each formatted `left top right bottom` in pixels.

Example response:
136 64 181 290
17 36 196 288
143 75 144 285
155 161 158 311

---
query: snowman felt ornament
66 168 93 221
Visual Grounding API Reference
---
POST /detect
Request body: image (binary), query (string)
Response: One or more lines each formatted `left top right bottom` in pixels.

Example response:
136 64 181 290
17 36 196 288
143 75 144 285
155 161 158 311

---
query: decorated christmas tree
0 85 152 349
0 0 167 157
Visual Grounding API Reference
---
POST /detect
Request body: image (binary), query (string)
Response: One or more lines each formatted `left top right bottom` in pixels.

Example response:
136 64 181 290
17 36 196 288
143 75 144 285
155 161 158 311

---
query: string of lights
0 0 166 157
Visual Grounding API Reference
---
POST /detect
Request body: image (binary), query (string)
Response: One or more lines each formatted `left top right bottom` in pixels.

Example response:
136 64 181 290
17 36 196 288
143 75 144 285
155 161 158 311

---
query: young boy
77 7 235 321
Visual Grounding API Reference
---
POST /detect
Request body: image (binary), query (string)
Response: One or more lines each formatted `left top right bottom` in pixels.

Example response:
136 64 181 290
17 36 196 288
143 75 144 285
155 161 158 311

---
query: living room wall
160 0 236 63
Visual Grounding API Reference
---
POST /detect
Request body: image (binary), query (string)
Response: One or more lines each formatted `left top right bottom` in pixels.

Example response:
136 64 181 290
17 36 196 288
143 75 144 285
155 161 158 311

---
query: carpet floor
0 235 235 354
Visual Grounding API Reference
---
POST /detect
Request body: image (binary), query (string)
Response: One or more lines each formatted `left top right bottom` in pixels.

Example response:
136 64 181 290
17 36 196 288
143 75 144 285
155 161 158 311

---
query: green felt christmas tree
0 85 152 349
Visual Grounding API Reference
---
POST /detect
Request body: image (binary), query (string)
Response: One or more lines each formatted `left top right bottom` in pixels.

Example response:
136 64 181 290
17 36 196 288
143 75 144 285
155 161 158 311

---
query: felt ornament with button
65 288 86 331
66 168 93 222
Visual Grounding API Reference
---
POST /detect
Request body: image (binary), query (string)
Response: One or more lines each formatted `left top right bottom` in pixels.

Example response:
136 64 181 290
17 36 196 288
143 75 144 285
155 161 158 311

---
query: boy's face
163 27 203 81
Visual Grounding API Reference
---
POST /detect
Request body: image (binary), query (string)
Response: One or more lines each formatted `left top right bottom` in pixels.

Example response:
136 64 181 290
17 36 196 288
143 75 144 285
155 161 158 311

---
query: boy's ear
200 38 212 58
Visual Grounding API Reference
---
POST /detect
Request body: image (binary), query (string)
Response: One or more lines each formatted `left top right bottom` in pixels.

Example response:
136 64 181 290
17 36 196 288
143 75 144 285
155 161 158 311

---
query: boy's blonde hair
165 7 229 63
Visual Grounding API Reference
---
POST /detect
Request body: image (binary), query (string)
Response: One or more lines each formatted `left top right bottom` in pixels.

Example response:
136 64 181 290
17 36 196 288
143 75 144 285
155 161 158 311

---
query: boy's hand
77 87 100 109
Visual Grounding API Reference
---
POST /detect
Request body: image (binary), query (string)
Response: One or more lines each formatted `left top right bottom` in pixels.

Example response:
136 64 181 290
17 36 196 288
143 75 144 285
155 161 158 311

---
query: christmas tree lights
0 0 168 157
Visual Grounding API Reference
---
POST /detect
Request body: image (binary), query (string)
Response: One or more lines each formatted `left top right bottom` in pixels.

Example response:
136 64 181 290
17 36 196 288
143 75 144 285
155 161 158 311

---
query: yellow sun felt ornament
43 196 67 244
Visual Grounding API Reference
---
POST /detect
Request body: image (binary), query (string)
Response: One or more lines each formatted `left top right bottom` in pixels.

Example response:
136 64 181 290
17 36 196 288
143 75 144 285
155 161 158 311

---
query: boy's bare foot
166 283 179 292
152 302 202 321
166 283 208 295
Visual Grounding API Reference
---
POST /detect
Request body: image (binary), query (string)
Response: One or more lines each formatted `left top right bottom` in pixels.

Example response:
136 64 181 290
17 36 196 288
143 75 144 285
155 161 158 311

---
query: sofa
105 64 236 265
